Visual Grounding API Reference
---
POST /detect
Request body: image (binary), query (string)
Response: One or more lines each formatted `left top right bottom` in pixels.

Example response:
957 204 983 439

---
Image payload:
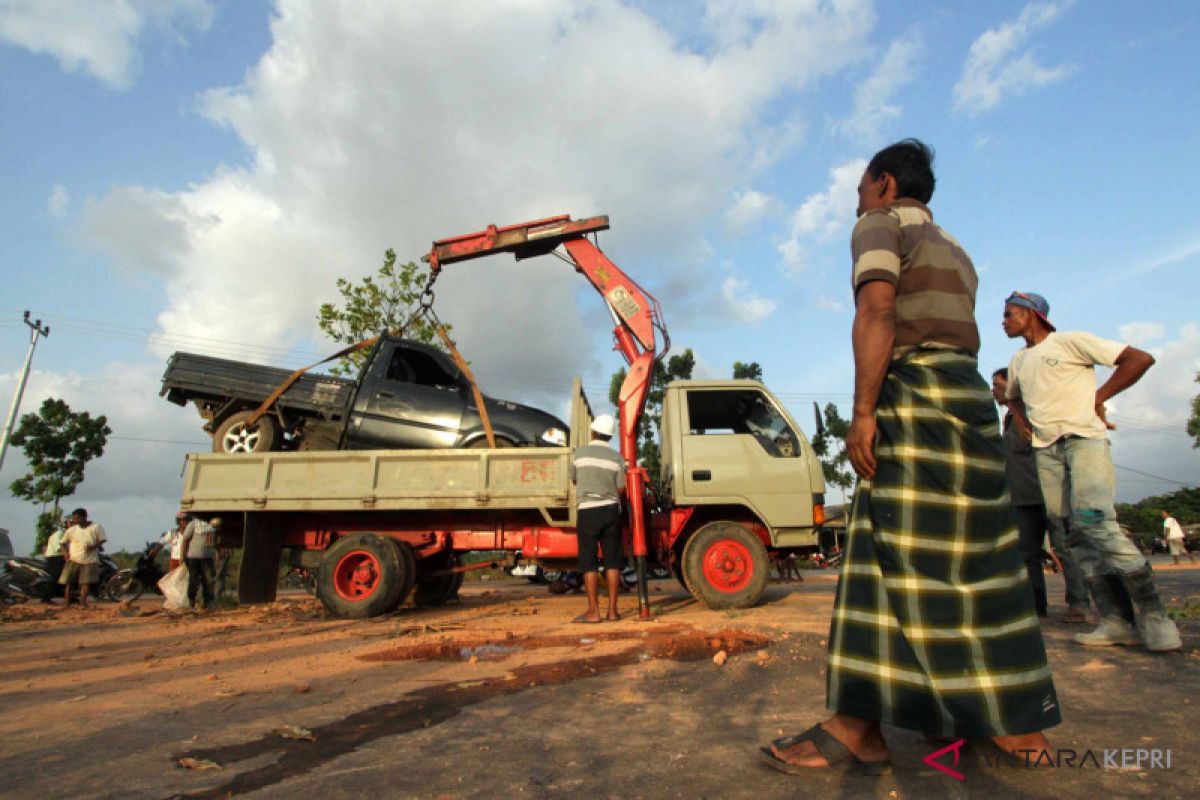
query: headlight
540 427 568 446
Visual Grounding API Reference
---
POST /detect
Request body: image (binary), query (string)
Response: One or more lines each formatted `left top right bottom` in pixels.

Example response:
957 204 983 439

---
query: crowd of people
41 507 227 610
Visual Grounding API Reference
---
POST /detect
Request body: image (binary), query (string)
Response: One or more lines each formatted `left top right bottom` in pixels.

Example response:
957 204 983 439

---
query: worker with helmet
568 413 626 622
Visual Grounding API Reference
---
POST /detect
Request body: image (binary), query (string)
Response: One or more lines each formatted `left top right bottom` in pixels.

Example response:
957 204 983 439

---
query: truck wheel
681 521 769 609
413 554 464 607
213 411 279 453
389 539 417 611
318 533 409 618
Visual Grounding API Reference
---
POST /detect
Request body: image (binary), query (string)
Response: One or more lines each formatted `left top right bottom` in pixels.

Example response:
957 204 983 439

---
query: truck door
347 343 466 449
678 388 811 528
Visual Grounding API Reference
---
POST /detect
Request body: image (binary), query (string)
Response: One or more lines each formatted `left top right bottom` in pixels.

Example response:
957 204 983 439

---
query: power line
1113 462 1194 487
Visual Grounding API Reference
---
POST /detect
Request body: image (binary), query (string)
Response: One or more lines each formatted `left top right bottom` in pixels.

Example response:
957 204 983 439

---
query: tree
811 402 855 502
8 398 111 554
732 361 763 381
1188 371 1200 448
317 249 447 377
609 349 696 486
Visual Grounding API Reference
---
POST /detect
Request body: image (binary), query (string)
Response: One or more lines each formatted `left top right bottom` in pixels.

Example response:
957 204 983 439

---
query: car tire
318 533 409 619
466 436 516 448
414 554 464 607
213 410 280 453
680 521 769 610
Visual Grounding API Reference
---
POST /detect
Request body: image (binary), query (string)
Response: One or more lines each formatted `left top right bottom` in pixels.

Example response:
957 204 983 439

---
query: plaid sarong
827 350 1060 738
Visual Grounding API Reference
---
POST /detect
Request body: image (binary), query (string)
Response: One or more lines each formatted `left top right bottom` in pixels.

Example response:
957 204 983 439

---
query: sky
1 0 1198 554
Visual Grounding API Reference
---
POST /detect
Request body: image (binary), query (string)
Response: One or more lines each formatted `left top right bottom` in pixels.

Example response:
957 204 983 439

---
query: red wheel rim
701 539 754 593
333 550 381 601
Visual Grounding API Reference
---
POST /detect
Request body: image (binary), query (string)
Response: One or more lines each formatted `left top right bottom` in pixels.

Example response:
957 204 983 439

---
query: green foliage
1116 486 1200 536
732 361 763 381
317 249 446 377
9 398 110 525
32 508 63 556
1188 372 1200 448
811 402 855 496
609 349 696 486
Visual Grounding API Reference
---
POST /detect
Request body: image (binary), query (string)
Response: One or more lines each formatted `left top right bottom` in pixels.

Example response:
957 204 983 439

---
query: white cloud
1107 324 1200 501
78 0 876 400
1117 322 1164 347
724 189 782 233
0 0 214 90
834 34 922 142
46 183 69 217
817 295 846 313
778 158 866 274
721 276 776 324
953 1 1074 116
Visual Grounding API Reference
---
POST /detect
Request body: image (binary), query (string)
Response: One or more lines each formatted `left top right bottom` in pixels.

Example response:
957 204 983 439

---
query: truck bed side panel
162 352 355 416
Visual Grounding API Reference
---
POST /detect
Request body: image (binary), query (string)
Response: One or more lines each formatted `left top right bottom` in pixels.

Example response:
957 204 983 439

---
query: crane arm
424 214 668 619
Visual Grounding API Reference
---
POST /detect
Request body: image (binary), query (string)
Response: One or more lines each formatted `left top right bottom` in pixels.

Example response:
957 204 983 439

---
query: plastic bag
158 565 190 610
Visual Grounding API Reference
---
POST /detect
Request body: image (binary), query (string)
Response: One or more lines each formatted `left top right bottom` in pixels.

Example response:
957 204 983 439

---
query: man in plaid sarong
761 140 1059 776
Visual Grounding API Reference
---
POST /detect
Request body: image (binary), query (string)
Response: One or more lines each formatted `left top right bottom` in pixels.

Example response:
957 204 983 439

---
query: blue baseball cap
1005 291 1055 331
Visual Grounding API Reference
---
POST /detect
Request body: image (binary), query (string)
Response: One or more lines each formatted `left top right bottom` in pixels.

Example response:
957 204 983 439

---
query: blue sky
2 0 1198 553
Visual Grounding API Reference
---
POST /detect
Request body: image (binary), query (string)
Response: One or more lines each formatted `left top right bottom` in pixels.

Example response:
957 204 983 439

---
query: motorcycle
1 552 119 603
104 542 167 602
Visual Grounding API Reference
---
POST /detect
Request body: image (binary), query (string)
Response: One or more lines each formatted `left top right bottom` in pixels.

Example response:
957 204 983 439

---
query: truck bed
179 447 575 516
161 352 355 416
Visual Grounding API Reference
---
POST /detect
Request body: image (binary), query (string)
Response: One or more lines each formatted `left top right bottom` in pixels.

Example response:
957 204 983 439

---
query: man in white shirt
1162 510 1194 565
1003 291 1180 653
43 520 68 589
161 512 188 573
59 507 107 607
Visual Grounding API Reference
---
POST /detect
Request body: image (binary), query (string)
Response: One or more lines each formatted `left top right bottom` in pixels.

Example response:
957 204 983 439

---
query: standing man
43 517 69 593
568 414 625 623
1003 292 1181 652
161 512 188 573
179 516 220 610
1162 510 1194 566
762 140 1058 775
992 368 1091 622
59 508 106 608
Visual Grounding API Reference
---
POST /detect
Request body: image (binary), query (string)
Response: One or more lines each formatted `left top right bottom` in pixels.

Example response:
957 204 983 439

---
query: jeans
1014 503 1090 614
1035 437 1147 580
185 557 214 608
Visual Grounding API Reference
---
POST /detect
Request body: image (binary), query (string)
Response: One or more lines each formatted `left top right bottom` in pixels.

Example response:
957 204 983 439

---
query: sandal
570 613 602 624
758 725 891 776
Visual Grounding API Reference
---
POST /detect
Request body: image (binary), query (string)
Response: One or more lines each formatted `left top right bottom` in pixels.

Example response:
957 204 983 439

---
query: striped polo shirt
851 198 980 357
569 442 626 510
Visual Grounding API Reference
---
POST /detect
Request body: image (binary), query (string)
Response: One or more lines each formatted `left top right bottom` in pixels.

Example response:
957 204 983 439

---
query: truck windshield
685 389 800 458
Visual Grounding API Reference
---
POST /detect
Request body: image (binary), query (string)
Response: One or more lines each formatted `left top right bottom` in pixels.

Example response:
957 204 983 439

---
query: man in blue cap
1002 292 1181 652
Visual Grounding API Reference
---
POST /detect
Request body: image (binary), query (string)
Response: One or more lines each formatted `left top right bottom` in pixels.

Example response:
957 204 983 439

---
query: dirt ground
2 558 1198 800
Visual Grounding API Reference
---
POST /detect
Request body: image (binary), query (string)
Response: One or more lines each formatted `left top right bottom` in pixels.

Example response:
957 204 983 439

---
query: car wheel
681 521 769 610
466 436 516 448
317 533 409 619
213 410 280 453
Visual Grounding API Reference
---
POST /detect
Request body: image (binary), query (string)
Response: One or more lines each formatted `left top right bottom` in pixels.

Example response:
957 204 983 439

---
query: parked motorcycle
1 552 119 603
104 542 167 602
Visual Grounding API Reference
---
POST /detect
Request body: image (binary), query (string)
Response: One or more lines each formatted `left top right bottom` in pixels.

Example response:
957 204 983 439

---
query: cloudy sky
2 0 1198 553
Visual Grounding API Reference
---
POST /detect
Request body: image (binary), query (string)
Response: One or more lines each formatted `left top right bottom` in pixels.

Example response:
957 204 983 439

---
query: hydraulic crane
424 214 668 619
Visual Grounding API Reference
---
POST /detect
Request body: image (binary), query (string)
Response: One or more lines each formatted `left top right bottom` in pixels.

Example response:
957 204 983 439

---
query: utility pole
0 311 50 476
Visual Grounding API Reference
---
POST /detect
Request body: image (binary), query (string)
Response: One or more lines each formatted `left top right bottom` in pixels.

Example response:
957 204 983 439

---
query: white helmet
590 414 616 437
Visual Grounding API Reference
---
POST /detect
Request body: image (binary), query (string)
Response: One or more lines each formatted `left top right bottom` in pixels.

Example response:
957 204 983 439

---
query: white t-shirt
63 523 106 564
161 528 184 559
44 529 67 557
1164 517 1185 541
1007 331 1126 448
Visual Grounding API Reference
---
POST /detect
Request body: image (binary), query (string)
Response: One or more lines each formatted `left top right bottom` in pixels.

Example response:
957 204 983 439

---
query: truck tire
413 554 464 607
213 410 279 453
318 533 409 618
681 521 769 610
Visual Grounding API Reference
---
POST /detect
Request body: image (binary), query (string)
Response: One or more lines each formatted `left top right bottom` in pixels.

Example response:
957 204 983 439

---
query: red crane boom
424 214 668 619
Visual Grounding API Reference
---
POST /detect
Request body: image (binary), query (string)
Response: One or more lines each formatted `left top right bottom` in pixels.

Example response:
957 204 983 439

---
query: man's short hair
867 138 936 204
69 507 87 519
992 367 1009 380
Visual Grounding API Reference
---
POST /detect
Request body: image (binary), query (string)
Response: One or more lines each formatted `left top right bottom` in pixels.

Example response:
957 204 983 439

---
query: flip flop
758 724 891 776
571 614 602 624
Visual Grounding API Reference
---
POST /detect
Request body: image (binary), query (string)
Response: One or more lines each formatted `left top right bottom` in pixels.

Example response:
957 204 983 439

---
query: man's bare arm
846 281 897 479
1008 396 1034 442
1095 346 1155 428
